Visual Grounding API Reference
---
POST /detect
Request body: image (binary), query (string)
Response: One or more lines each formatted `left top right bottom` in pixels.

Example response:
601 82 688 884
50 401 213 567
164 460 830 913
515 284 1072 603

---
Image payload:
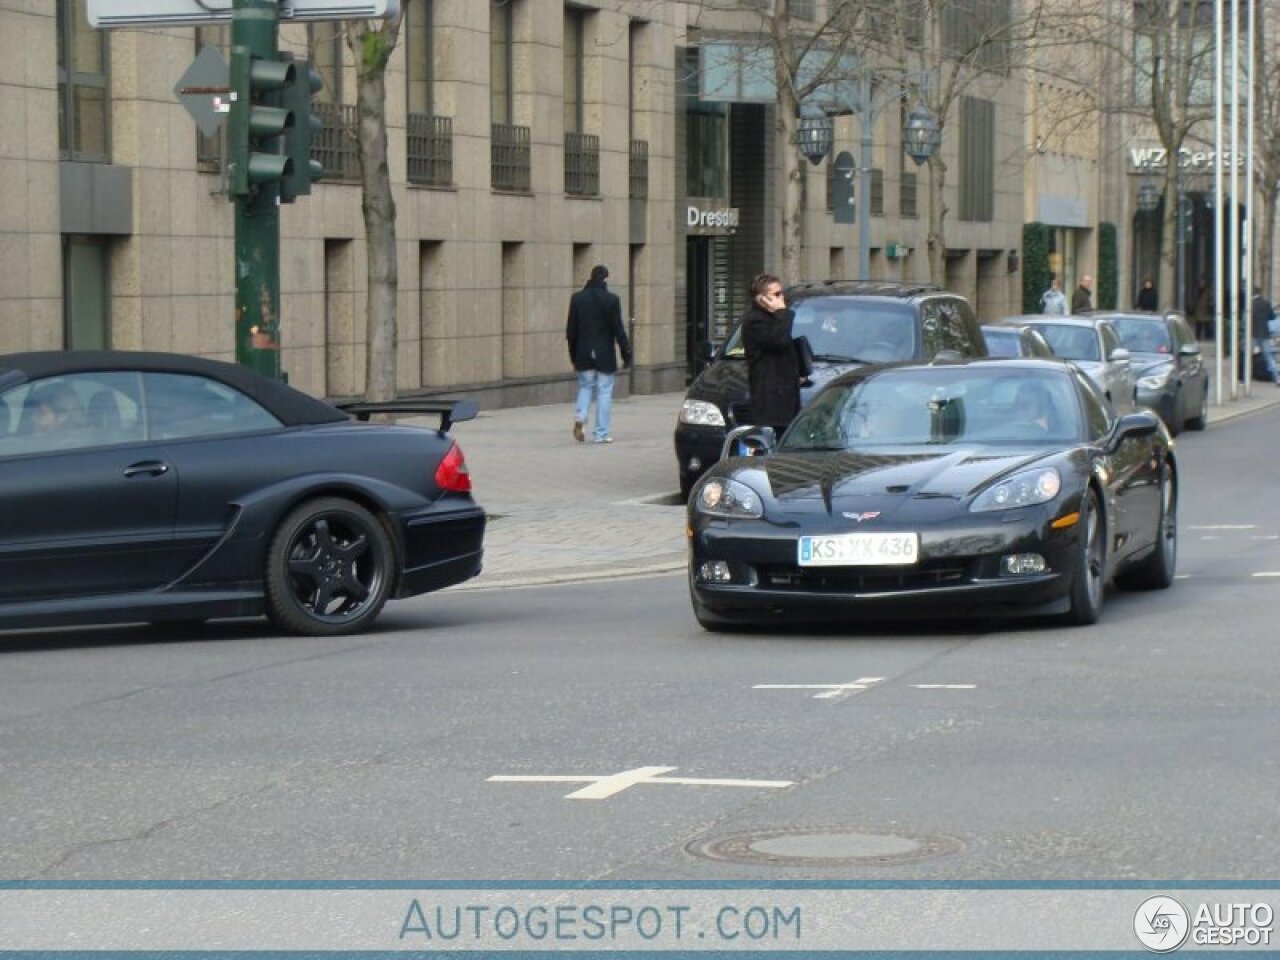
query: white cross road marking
1252 572 1280 578
1188 524 1257 530
753 677 884 700
910 684 977 690
487 766 794 800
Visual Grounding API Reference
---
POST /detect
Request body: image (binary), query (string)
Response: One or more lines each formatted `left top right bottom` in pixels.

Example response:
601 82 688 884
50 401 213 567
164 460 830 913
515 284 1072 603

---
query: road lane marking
1252 572 1280 578
753 677 884 700
910 684 977 690
487 766 793 800
1188 524 1257 530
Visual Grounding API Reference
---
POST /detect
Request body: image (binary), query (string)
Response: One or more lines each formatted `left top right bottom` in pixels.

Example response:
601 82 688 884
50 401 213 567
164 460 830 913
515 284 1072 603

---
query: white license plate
798 532 920 567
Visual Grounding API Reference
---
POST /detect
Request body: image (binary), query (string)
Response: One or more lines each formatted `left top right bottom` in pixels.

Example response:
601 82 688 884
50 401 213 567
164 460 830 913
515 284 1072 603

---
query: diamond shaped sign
174 44 231 138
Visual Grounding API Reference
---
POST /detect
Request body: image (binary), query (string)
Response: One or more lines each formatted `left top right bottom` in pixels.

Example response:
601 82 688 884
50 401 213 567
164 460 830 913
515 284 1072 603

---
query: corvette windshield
722 299 916 363
783 368 1083 449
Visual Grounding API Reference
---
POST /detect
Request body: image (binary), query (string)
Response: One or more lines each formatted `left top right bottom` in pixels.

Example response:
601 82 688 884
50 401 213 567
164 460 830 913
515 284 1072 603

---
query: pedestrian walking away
1249 286 1280 386
741 273 801 438
1071 275 1094 314
567 264 632 443
1135 278 1158 311
1040 275 1067 315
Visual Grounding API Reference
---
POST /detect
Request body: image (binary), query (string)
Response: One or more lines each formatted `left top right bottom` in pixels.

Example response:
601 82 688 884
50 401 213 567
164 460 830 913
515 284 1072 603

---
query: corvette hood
733 447 1056 516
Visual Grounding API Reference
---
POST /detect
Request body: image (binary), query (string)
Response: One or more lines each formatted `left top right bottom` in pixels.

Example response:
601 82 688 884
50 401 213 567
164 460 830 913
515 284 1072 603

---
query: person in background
1135 277 1158 311
1192 281 1212 341
1071 275 1094 313
1249 286 1279 386
1040 275 1067 315
567 264 631 443
741 273 801 439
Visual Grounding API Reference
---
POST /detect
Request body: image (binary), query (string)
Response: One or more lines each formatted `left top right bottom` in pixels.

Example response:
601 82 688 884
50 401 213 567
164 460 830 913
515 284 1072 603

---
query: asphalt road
1 407 1278 882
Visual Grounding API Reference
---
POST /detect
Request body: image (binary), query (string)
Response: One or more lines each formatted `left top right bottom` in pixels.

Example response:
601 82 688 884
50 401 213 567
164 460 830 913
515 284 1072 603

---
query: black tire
265 497 395 636
1184 381 1209 431
1117 467 1177 591
1064 487 1106 626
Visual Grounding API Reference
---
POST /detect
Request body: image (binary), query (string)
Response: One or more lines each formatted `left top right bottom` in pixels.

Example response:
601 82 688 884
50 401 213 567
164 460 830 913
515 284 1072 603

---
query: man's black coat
567 279 631 374
741 301 800 429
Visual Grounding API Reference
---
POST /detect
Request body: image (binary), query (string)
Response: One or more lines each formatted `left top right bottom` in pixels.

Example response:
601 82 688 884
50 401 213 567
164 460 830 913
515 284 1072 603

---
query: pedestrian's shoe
573 420 585 442
593 435 614 444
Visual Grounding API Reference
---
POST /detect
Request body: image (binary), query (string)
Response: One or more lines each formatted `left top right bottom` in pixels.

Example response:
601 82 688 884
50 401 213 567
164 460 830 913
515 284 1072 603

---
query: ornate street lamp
794 104 833 166
902 103 941 166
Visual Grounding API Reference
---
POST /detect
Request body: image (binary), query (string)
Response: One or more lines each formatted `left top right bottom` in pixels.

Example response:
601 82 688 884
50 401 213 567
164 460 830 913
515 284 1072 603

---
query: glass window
1099 322 1121 358
144 373 281 441
57 0 109 161
564 6 584 133
491 0 513 125
308 23 343 105
1076 369 1114 439
406 0 435 116
922 298 980 356
1034 323 1101 361
1112 316 1172 354
0 372 143 456
64 236 110 350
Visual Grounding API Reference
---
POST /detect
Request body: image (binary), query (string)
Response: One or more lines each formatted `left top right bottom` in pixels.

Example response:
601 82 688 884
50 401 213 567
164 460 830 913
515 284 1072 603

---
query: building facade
2 0 1125 408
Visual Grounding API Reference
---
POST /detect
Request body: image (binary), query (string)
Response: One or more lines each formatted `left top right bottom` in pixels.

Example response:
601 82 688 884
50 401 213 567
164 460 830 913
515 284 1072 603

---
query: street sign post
89 0 399 28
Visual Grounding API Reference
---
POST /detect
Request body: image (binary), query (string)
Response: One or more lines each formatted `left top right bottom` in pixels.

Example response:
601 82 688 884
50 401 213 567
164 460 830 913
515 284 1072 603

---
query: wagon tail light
435 442 472 493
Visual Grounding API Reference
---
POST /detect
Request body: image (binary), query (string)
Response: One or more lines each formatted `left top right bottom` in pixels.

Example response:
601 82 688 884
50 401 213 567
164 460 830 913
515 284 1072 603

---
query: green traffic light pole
230 0 283 380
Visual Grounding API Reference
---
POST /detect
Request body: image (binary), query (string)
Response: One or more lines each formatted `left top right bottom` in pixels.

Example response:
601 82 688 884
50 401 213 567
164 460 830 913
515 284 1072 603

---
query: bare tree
344 10 405 403
1252 8 1280 296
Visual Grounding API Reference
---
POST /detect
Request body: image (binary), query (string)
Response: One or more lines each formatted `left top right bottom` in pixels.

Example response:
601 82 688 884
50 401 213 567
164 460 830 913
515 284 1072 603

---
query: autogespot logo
1134 896 1191 952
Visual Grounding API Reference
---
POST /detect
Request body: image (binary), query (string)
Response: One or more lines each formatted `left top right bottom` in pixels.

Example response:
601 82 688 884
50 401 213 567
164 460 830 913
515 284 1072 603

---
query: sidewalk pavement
445 357 1280 591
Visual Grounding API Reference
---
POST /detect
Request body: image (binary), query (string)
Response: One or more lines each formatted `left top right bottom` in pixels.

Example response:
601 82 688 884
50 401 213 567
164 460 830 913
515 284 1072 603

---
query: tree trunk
777 95 805 284
926 152 947 285
346 16 403 403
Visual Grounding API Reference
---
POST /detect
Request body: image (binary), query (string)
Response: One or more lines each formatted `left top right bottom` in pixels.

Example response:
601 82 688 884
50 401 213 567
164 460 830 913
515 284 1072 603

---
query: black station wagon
674 281 989 497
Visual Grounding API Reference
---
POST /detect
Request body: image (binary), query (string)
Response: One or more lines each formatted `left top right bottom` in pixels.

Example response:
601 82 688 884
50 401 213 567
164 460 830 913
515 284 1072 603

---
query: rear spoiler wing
336 398 479 432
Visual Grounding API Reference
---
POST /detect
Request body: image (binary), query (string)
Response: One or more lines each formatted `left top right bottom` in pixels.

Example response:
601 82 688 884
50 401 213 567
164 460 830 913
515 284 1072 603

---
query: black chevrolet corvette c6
687 358 1177 630
0 351 485 636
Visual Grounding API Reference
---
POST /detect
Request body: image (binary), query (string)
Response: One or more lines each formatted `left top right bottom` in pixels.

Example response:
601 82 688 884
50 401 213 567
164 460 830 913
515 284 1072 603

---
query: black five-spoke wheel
266 497 395 636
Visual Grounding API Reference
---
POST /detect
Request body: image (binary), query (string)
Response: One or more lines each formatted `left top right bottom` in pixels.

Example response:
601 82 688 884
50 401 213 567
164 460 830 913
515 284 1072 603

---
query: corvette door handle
124 461 170 478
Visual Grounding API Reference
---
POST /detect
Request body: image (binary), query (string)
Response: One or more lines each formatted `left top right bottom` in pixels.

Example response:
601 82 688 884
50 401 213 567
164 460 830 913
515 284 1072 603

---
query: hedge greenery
1098 222 1118 309
1022 222 1051 313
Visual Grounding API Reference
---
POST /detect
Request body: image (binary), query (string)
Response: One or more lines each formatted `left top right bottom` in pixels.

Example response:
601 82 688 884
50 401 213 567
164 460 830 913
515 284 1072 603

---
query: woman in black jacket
740 273 801 436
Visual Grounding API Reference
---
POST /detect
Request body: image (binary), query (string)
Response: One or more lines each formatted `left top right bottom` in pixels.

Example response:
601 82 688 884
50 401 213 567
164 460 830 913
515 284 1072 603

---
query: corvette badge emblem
842 511 881 522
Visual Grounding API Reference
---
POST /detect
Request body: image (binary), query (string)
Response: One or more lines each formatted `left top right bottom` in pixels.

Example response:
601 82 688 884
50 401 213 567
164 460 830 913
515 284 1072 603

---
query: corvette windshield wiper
811 353 867 364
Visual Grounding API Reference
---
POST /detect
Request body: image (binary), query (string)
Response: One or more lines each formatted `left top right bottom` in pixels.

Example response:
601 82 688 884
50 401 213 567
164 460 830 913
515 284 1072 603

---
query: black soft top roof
0 350 349 427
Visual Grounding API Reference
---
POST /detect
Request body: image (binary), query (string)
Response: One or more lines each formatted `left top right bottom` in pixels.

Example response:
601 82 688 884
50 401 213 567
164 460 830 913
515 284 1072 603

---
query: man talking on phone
740 273 801 439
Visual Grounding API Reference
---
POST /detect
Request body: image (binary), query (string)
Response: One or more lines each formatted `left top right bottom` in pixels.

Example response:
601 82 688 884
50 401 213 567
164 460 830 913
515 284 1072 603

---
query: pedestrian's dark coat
566 279 631 374
740 300 800 429
1251 293 1275 340
1071 285 1093 313
1136 285 1158 310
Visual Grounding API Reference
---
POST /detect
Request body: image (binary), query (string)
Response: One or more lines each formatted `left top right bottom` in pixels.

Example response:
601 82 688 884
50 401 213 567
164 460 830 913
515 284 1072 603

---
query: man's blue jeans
575 369 615 440
1255 337 1279 383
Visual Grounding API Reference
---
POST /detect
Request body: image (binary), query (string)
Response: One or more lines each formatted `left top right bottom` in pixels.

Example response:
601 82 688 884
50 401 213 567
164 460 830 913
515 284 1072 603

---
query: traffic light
227 50 295 196
280 57 325 203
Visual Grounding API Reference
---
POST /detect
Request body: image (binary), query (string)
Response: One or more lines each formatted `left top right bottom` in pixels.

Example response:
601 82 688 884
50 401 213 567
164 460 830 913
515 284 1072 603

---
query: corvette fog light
1002 553 1046 576
700 561 732 583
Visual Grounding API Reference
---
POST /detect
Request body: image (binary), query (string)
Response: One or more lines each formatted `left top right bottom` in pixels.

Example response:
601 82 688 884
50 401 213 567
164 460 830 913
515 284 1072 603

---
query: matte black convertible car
688 358 1177 630
0 351 485 636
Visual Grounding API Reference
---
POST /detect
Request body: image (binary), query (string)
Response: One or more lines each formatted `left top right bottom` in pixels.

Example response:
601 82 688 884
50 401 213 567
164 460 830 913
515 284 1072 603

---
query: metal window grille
565 131 599 196
630 139 649 199
900 171 918 218
407 113 453 186
315 103 360 182
492 123 531 192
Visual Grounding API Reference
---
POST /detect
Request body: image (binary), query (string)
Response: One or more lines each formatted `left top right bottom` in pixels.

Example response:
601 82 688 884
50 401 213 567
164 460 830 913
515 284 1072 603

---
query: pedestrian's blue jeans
575 370 615 440
1255 337 1279 382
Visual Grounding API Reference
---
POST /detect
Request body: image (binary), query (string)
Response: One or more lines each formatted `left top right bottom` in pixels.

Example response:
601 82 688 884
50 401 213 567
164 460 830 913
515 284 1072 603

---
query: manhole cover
687 827 963 867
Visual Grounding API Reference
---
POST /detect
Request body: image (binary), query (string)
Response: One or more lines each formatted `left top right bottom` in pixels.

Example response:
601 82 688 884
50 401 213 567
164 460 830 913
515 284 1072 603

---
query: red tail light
434 442 472 492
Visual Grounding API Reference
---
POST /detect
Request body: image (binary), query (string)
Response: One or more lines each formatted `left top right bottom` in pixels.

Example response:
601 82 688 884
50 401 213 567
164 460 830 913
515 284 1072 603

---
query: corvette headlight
696 478 764 518
971 467 1061 512
680 399 726 427
1137 366 1174 390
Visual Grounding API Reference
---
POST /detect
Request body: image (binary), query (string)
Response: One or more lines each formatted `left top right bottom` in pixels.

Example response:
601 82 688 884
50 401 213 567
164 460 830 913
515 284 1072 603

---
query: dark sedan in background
1103 310 1209 433
688 358 1176 631
0 351 485 636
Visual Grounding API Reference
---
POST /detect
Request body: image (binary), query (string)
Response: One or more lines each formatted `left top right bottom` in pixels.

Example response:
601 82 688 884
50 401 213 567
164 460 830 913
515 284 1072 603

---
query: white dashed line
910 684 977 690
754 678 884 699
